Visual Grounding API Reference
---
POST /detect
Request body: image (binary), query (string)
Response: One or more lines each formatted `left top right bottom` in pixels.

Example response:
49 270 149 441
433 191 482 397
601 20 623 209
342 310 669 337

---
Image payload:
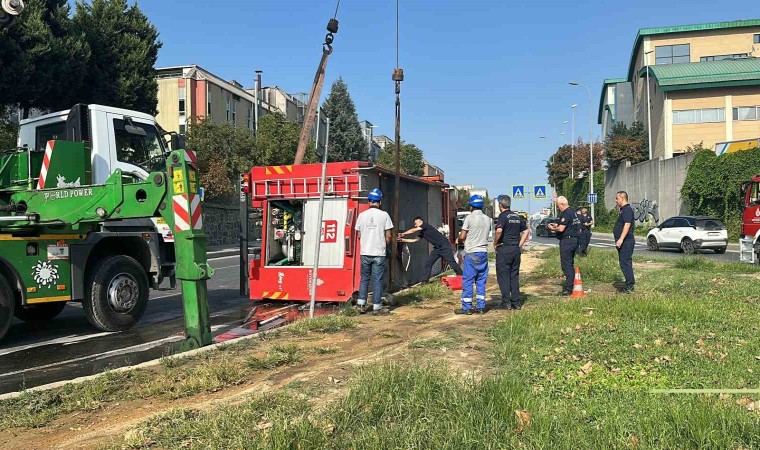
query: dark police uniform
614 204 636 291
496 210 527 307
418 222 463 282
557 207 581 294
578 213 593 255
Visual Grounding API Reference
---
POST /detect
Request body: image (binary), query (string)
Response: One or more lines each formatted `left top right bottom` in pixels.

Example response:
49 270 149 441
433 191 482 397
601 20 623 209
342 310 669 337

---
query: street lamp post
571 105 578 180
644 50 654 160
569 82 595 224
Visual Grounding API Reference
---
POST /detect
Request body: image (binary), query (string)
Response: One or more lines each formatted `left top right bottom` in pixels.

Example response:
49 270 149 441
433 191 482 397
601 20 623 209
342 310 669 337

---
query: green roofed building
599 19 760 159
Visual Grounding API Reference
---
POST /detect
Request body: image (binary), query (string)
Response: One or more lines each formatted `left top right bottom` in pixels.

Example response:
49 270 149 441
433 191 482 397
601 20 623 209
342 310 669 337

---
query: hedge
558 170 617 229
681 148 760 239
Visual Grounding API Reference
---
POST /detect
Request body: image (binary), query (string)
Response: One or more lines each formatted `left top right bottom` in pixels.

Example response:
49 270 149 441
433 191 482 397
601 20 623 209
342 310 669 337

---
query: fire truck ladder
253 173 367 198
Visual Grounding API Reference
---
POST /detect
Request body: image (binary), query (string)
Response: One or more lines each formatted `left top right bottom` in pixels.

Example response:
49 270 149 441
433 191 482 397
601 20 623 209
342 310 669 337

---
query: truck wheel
0 275 14 342
714 247 726 254
681 238 696 255
84 255 149 332
14 301 67 322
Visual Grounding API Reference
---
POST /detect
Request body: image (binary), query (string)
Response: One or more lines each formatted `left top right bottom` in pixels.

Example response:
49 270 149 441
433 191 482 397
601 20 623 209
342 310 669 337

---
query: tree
375 141 424 176
184 117 257 201
604 121 648 165
72 0 161 115
0 106 18 150
321 78 367 162
0 0 90 117
546 138 604 187
256 112 318 166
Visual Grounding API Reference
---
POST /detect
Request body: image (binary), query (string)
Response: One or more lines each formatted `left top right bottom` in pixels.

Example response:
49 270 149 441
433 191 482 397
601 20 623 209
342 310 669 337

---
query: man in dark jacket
399 216 462 283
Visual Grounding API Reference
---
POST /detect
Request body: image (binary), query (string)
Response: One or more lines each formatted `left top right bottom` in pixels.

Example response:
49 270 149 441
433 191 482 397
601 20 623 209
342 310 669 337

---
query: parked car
535 218 560 237
646 216 728 254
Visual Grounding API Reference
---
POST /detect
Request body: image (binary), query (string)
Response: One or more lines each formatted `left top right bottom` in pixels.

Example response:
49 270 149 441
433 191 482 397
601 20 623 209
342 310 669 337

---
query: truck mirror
124 124 146 136
171 134 186 150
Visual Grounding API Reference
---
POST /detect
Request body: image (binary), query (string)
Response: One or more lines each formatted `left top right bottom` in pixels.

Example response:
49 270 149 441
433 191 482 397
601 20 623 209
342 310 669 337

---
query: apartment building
599 19 760 159
155 66 326 151
156 65 263 135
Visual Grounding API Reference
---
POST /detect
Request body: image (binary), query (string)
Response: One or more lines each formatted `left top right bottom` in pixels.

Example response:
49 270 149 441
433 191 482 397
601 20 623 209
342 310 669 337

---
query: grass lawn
3 248 760 449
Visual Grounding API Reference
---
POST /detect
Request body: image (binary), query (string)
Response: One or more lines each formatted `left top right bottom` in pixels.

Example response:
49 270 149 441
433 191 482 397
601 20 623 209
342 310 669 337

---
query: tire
0 275 14 342
14 301 67 322
647 236 659 251
714 247 726 254
681 238 696 255
83 255 150 332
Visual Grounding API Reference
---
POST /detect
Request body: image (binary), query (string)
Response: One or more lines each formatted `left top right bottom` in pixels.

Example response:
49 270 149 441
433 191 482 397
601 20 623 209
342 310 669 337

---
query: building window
755 34 760 44
733 106 760 121
226 96 231 122
700 53 748 61
247 105 253 129
655 44 690 65
673 108 725 124
178 88 186 114
232 100 237 127
179 124 186 135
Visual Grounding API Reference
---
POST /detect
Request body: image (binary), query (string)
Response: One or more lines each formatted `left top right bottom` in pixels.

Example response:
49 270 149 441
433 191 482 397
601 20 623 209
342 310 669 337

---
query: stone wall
604 153 696 222
202 202 241 247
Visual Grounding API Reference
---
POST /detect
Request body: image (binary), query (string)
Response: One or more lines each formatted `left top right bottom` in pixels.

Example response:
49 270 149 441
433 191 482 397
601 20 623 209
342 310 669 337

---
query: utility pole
644 50 654 160
390 0 403 290
254 70 262 135
570 82 596 225
309 118 330 318
571 104 578 180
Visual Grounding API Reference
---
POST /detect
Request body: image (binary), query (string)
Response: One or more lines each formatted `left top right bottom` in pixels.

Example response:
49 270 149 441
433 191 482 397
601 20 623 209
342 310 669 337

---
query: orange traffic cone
569 267 585 299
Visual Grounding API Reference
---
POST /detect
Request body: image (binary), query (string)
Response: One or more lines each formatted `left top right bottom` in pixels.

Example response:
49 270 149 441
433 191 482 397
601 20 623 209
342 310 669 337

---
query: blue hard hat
468 194 484 208
368 188 383 202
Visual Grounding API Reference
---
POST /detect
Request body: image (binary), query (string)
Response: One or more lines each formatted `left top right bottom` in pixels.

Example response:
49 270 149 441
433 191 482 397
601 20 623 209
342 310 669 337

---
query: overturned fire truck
242 161 455 303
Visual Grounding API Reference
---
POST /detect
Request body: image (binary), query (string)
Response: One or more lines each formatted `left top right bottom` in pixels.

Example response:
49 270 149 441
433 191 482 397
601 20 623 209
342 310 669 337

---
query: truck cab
18 104 174 243
739 176 760 262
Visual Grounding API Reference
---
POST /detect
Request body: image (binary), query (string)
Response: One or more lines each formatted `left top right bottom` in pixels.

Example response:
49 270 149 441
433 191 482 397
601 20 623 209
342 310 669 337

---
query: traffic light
240 173 251 195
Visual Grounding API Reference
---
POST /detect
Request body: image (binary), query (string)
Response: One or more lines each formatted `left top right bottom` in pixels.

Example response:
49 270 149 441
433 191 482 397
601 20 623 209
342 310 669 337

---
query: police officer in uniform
547 196 580 296
578 206 594 256
494 195 530 310
614 191 635 293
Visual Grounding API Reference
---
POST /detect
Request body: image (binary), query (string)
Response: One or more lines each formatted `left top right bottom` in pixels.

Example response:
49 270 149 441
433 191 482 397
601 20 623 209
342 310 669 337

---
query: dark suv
536 218 560 237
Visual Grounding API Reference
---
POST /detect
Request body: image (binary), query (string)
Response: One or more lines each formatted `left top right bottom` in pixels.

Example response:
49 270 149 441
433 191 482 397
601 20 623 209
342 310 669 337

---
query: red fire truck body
246 161 454 303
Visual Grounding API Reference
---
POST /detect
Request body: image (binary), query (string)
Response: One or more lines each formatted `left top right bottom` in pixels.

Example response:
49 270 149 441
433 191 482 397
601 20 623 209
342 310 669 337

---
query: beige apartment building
600 20 760 159
155 66 326 152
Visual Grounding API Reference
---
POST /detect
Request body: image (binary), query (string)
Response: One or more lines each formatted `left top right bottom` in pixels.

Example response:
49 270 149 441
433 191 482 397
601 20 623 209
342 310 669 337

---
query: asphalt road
530 232 740 263
0 253 249 395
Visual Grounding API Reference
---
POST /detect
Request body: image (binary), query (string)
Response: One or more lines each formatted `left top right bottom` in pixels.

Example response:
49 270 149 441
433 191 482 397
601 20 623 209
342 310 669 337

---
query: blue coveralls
461 252 489 311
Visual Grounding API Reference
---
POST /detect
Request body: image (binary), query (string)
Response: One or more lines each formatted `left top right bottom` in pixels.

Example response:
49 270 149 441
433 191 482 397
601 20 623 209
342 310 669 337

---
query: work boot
371 307 391 316
557 291 571 297
497 303 513 310
475 308 486 315
512 304 522 310
454 308 473 315
355 304 368 314
621 287 635 295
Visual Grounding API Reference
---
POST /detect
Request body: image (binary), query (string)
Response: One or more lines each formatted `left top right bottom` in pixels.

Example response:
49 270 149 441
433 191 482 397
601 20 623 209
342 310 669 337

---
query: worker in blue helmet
354 188 394 314
455 194 491 315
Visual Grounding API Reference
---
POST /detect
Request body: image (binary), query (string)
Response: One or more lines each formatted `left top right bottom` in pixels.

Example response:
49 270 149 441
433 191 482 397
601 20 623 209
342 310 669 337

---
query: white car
646 216 728 254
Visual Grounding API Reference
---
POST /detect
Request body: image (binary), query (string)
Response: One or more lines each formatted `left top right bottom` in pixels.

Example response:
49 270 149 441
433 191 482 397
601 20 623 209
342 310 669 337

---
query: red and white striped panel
172 194 203 232
37 140 55 190
184 150 197 166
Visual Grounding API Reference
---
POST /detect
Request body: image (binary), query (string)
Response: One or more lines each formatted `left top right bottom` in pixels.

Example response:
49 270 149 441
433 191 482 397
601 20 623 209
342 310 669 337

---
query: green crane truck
0 104 212 350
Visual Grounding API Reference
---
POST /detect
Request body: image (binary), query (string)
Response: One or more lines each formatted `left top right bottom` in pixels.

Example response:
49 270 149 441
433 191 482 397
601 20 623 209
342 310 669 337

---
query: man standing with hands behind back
614 191 635 294
494 195 530 310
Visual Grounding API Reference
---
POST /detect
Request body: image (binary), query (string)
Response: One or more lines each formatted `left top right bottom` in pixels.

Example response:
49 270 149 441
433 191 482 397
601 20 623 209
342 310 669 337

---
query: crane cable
390 0 404 288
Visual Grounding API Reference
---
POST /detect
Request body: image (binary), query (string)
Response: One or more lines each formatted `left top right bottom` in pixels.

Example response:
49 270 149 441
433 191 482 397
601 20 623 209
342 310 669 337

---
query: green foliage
604 121 648 165
681 148 760 238
184 117 257 201
322 78 368 162
0 0 90 116
375 141 425 176
72 0 161 115
256 112 317 166
558 170 616 228
0 106 18 150
547 138 605 187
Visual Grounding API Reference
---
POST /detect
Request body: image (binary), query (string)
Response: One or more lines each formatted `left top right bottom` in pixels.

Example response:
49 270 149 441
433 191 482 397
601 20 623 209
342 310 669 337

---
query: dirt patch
1 252 547 450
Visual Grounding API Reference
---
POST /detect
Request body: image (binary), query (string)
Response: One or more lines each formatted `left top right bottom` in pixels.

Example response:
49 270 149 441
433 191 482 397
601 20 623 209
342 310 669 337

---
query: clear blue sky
135 0 756 213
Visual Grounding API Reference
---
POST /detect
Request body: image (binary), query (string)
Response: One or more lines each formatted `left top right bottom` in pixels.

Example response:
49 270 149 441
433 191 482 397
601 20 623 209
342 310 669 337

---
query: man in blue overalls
455 195 492 315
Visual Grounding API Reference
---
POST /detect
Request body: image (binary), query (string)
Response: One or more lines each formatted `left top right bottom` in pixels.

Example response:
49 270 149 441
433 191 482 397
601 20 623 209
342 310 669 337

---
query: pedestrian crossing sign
512 185 525 199
533 185 546 199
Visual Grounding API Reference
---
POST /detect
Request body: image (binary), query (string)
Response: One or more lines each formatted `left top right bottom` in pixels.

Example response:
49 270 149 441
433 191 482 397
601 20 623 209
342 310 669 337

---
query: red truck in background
739 175 760 263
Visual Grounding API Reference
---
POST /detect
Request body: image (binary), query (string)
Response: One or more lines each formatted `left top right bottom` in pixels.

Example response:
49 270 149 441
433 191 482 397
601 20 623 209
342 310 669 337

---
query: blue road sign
534 185 546 199
587 193 598 204
512 185 525 199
